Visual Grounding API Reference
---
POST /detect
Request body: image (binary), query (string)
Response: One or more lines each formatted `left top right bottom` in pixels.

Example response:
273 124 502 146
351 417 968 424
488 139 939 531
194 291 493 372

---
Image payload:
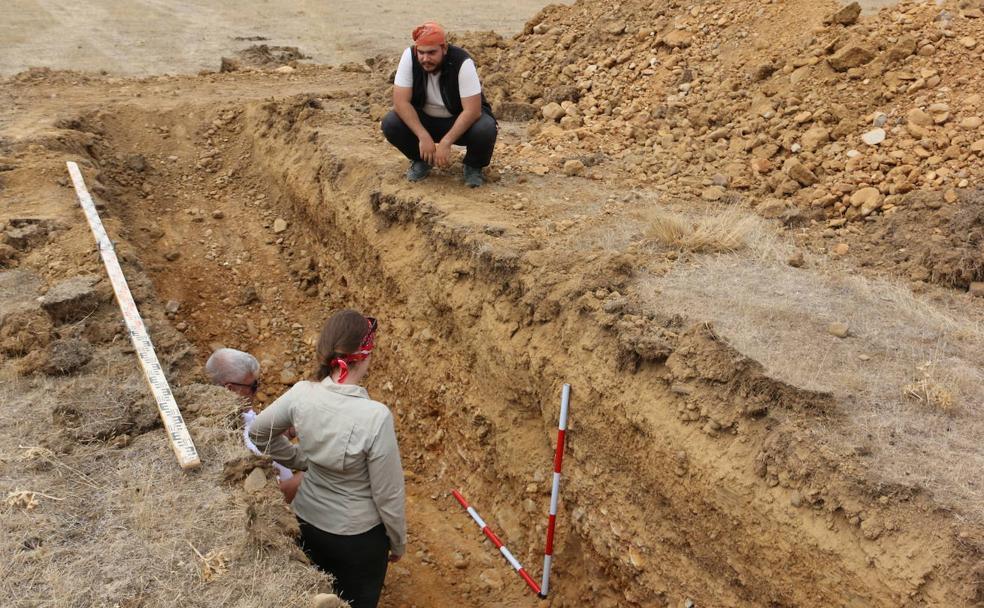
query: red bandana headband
331 317 377 383
412 21 446 47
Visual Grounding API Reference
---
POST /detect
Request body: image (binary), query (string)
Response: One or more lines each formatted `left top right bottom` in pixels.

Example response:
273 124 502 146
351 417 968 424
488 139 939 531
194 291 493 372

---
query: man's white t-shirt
394 48 482 118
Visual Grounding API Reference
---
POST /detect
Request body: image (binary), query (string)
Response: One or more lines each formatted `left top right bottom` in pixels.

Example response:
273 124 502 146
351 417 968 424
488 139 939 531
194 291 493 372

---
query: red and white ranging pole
451 489 542 595
540 383 571 598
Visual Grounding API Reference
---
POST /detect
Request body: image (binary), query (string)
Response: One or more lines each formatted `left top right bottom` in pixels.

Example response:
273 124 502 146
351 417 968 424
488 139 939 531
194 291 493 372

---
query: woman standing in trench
250 309 406 608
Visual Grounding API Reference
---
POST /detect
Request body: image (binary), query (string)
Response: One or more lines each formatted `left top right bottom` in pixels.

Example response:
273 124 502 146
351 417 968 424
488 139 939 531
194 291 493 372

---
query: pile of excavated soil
458 0 984 288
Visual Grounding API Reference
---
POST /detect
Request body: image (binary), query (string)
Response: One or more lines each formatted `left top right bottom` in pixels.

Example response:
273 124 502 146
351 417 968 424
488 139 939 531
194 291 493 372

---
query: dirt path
1 0 564 76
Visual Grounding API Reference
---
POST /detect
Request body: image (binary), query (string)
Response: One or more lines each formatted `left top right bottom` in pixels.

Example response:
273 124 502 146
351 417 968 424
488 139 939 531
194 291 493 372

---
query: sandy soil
0 0 567 76
3 0 984 607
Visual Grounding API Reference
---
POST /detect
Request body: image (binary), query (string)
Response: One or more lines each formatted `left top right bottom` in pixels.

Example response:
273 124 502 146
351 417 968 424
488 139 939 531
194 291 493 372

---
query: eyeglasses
227 380 259 394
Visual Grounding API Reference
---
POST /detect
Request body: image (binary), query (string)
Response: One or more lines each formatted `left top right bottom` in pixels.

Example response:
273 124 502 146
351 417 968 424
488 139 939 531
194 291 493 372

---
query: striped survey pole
451 489 542 595
540 383 571 598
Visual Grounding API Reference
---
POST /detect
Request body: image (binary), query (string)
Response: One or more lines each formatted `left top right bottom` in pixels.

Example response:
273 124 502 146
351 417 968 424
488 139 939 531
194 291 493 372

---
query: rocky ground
2 1 984 607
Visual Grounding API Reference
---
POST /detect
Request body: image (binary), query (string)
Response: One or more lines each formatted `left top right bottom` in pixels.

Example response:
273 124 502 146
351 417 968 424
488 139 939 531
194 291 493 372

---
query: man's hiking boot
463 164 484 188
406 160 431 182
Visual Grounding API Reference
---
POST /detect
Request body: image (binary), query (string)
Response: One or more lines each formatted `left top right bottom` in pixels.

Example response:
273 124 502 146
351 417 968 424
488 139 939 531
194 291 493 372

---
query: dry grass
0 361 331 608
578 200 789 263
646 207 761 253
643 256 984 522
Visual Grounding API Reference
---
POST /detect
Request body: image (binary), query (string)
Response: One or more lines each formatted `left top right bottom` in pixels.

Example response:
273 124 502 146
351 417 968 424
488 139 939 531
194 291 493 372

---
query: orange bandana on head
412 21 447 47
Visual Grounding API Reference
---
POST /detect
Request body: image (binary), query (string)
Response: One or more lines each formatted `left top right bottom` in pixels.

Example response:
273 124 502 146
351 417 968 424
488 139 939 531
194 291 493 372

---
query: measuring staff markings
452 384 572 598
66 161 201 469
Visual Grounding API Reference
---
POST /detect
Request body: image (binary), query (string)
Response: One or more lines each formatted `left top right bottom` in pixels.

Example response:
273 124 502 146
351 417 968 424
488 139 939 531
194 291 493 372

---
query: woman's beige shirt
249 379 407 555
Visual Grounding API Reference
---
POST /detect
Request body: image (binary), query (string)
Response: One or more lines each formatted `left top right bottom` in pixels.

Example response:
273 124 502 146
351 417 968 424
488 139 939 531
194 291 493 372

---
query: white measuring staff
66 161 200 469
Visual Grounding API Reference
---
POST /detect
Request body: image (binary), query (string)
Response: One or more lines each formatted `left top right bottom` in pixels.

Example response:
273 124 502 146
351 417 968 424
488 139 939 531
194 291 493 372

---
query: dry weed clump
645 206 779 257
902 362 957 412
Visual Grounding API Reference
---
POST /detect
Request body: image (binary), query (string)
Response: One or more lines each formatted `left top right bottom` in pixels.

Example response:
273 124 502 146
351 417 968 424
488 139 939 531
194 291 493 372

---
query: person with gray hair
205 348 261 401
206 348 300 497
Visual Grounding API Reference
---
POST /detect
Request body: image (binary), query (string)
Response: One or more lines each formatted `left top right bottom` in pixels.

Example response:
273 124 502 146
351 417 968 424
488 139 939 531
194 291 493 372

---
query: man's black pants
381 109 497 168
298 519 390 608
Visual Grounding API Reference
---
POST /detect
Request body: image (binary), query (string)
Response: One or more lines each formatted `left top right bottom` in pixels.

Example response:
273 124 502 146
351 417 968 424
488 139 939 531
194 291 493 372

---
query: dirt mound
221 44 309 72
466 0 984 288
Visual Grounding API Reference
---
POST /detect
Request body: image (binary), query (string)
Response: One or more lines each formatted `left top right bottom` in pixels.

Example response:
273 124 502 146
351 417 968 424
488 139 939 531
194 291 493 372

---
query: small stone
212 210 225 219
832 243 850 256
787 251 805 268
969 282 984 297
311 593 344 608
750 158 772 173
907 108 933 127
541 102 566 121
960 116 982 130
783 158 818 186
828 322 850 338
164 251 181 261
479 568 504 591
850 187 883 215
164 300 181 314
563 159 585 176
663 29 694 48
860 516 884 540
861 128 886 146
126 154 147 172
959 37 978 49
801 126 830 151
272 218 288 233
243 468 267 493
944 189 958 204
827 2 861 25
701 186 725 201
274 65 296 74
828 42 876 71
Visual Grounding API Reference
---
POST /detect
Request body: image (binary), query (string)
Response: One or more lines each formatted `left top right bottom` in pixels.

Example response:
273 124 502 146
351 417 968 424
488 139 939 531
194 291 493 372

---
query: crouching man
381 21 497 188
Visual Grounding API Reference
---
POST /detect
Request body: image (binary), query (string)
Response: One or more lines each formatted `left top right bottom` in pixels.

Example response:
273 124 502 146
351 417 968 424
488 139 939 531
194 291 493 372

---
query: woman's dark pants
298 519 390 608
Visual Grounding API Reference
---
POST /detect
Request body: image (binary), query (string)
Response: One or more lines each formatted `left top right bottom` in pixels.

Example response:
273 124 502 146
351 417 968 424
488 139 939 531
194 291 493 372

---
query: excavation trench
59 92 984 608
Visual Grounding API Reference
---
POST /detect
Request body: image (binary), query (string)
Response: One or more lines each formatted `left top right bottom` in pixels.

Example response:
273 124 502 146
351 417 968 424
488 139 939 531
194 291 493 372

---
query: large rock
826 2 862 26
3 221 50 251
541 102 566 121
41 338 94 375
850 187 884 216
783 159 819 186
885 36 917 64
801 126 830 151
40 275 101 324
663 30 694 48
828 42 876 71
